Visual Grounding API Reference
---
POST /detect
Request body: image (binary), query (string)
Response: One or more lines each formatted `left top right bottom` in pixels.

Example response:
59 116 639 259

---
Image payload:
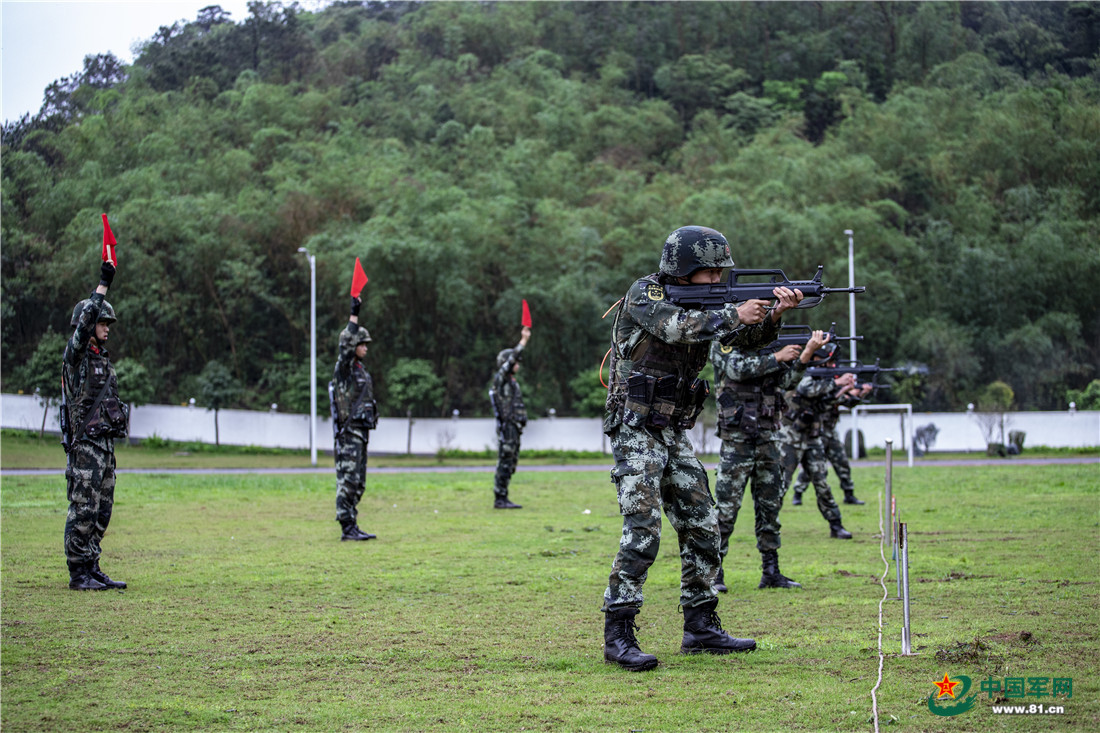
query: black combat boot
494 497 522 509
603 608 658 671
341 521 376 541
790 490 803 506
758 550 802 589
68 561 107 591
681 599 756 654
843 490 865 505
829 523 853 539
90 560 127 589
714 566 728 593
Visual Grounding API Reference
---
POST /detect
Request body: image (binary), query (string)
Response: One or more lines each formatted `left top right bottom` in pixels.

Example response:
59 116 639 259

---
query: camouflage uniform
63 293 128 582
332 321 377 531
780 375 845 528
791 391 861 498
711 343 805 560
601 274 777 612
491 343 527 503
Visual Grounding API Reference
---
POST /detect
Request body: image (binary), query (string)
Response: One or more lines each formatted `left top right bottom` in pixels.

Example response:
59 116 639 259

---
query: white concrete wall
2 393 1096 454
834 409 1100 452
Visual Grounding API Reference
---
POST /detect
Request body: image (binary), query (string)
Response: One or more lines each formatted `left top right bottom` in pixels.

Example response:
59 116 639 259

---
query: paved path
2 456 1095 477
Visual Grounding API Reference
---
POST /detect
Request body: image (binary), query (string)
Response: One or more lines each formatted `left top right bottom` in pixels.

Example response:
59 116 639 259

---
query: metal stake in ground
894 498 901 600
900 521 913 655
884 439 894 558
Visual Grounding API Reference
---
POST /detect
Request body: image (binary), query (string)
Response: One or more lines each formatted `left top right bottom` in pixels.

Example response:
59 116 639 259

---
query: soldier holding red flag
329 260 378 541
62 216 129 590
489 307 531 509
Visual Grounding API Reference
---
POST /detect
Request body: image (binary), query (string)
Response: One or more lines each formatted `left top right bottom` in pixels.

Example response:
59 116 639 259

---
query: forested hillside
3 1 1098 417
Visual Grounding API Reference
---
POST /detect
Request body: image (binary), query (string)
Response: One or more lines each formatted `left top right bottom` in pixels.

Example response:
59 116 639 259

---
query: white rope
870 485 890 733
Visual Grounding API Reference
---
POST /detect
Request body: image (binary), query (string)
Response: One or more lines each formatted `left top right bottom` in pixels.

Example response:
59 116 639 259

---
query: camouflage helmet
497 348 521 369
339 325 372 351
659 226 734 278
70 299 116 328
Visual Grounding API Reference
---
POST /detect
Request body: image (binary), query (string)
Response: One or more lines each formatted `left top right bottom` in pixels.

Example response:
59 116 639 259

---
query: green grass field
2 461 1098 731
0 430 613 470
3 430 1095 471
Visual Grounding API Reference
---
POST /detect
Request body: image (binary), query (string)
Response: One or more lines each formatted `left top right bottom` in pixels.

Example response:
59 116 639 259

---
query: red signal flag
101 214 117 265
521 299 532 328
350 257 369 297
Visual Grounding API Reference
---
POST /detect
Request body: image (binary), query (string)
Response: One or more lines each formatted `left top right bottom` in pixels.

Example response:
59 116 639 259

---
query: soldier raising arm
63 260 129 591
490 325 530 509
330 296 378 541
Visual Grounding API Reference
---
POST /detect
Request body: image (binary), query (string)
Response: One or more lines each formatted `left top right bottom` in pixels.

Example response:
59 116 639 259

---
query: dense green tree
114 357 156 408
2 1 1097 418
9 328 67 437
197 360 241 445
386 358 445 417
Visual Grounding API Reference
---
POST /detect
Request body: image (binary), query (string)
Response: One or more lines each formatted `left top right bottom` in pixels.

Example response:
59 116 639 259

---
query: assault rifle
806 359 925 385
663 266 865 311
757 322 862 357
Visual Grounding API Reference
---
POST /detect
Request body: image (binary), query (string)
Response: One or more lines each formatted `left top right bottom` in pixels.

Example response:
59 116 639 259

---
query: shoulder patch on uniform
645 283 665 302
719 344 733 354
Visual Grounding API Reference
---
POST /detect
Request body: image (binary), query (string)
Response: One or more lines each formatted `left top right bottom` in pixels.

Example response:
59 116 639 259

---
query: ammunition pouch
621 373 654 429
717 391 743 428
352 399 378 431
788 407 819 437
717 391 748 438
680 377 709 429
620 372 708 431
85 397 129 440
649 375 678 428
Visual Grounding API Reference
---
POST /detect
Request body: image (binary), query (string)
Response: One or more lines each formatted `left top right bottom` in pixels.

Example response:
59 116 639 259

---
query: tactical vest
821 401 843 432
491 375 527 427
68 348 128 441
331 362 376 432
785 387 829 438
715 370 787 439
606 277 710 431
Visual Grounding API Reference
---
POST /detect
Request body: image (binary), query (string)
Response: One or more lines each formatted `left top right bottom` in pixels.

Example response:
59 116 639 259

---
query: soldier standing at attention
780 368 859 539
709 329 830 594
63 260 129 590
790 369 873 507
331 295 378 541
490 326 531 509
600 225 804 671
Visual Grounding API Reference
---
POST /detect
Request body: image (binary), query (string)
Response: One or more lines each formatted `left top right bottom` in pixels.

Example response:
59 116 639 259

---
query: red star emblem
934 673 960 699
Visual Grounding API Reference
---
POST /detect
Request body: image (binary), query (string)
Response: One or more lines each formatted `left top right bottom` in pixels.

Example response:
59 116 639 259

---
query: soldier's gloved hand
100 261 116 288
350 296 361 316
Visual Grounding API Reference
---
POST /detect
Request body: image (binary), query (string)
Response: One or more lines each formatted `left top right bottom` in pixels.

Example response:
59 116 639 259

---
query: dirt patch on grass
934 637 1006 673
985 630 1039 647
916 572 994 583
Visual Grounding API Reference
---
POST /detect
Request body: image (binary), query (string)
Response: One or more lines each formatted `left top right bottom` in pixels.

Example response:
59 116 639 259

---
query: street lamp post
845 229 858 461
298 247 318 467
845 229 857 364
